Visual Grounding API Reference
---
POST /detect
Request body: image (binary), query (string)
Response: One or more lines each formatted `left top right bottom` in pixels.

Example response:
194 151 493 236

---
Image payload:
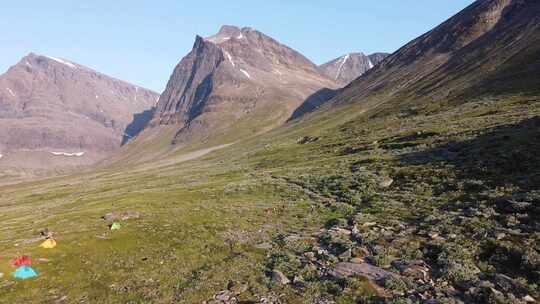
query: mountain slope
318 52 388 86
0 53 159 177
331 0 540 115
147 25 337 148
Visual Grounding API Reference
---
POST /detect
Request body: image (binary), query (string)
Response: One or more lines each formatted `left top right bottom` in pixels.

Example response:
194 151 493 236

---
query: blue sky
0 1 474 92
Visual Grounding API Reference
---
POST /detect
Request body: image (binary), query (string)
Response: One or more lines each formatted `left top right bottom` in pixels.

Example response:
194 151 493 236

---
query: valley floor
0 94 539 303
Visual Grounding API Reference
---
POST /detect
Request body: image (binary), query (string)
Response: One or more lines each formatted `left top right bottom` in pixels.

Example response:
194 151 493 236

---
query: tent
40 239 57 249
110 222 121 230
12 256 32 267
13 266 38 279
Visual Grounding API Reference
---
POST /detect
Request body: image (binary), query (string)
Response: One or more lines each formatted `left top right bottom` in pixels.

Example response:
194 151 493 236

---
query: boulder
272 270 291 285
330 262 394 284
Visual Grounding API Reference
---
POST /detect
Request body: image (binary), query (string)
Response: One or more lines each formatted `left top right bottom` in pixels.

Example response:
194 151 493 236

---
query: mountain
318 52 389 86
0 53 159 177
148 25 337 147
331 0 540 114
2 0 540 303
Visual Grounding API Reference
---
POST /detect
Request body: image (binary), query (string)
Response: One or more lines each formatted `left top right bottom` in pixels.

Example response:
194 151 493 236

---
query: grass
0 92 539 303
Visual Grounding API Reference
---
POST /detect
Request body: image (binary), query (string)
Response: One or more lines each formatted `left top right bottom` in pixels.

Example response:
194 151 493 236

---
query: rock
0 273 3 279
362 222 377 227
227 281 248 295
403 265 429 281
379 177 394 188
523 295 536 303
492 274 522 293
427 232 441 240
101 211 141 221
272 270 290 285
330 227 352 236
255 242 272 249
352 247 370 258
330 262 394 284
293 275 305 287
304 251 316 261
339 249 352 260
495 232 506 240
297 136 320 144
214 290 233 301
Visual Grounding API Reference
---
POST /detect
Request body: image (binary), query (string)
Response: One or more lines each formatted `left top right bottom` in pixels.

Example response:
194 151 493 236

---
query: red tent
12 255 32 267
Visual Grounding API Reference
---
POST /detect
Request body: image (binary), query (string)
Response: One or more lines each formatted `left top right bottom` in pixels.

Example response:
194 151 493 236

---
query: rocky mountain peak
319 52 389 86
149 25 337 145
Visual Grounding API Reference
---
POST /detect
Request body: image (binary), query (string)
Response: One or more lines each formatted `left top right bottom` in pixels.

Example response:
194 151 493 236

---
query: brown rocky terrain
0 53 159 178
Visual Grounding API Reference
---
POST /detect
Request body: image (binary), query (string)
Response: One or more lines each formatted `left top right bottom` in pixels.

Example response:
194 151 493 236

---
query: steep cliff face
150 25 338 145
319 52 388 86
0 53 159 175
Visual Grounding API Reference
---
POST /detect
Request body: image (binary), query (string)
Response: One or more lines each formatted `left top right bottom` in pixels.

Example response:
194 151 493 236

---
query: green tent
110 222 121 230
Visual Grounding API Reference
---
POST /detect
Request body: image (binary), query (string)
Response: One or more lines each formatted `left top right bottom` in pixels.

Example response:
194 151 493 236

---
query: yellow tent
39 239 57 249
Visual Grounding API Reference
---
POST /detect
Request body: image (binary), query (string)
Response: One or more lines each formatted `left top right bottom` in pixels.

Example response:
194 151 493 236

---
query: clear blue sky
0 0 474 92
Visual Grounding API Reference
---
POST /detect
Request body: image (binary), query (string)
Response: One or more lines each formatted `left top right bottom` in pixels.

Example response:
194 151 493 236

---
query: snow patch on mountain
50 151 85 157
335 54 350 80
44 56 77 68
6 88 15 97
224 51 236 68
240 69 251 79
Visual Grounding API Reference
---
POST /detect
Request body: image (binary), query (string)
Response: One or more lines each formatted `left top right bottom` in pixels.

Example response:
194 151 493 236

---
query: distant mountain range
146 25 383 148
0 29 386 176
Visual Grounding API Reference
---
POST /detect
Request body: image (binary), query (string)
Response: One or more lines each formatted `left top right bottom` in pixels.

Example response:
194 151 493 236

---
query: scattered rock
330 262 395 285
272 270 291 285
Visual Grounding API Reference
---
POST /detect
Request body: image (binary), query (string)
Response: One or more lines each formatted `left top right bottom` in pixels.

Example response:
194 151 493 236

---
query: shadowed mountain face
319 52 389 86
332 0 540 114
0 53 159 175
149 25 338 146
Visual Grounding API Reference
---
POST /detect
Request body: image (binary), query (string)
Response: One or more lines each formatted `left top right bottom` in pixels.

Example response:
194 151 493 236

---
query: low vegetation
0 93 538 303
